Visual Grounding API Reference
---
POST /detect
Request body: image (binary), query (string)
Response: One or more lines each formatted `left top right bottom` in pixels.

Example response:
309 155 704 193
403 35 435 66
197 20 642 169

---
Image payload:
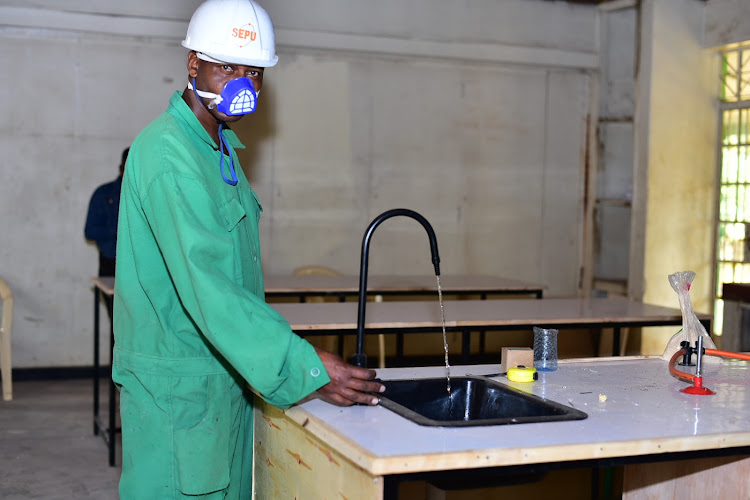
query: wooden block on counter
501 347 533 373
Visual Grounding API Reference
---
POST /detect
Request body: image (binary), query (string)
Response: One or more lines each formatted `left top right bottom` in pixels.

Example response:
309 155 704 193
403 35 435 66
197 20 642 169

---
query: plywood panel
623 455 750 499
254 398 383 500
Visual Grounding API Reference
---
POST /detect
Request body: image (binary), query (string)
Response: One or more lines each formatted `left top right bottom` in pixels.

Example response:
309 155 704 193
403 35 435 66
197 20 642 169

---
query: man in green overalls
112 1 384 497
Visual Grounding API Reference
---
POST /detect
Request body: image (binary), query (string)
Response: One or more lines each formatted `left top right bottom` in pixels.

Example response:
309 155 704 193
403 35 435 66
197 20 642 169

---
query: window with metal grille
715 47 750 335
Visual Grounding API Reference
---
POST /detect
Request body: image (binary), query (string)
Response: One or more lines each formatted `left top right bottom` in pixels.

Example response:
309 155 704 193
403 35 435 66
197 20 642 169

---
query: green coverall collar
169 91 246 152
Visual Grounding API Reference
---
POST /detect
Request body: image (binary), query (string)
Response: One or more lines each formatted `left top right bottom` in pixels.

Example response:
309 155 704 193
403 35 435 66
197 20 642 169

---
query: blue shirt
84 176 122 259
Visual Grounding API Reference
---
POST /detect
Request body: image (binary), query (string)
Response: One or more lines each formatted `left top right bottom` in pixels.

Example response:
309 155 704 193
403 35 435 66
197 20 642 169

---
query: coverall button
310 367 321 377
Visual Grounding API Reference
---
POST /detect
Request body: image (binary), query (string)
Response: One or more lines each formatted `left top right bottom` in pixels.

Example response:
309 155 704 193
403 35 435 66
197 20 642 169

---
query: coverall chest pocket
172 374 232 495
246 188 263 223
218 198 247 282
218 197 247 232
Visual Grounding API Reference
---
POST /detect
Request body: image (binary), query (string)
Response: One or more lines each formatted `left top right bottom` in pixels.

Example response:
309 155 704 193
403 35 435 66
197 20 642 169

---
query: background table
265 274 547 358
272 297 712 363
91 275 712 466
91 276 117 466
264 274 546 301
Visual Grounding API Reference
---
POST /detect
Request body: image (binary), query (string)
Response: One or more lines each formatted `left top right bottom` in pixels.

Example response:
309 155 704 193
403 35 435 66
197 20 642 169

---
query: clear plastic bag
661 271 719 363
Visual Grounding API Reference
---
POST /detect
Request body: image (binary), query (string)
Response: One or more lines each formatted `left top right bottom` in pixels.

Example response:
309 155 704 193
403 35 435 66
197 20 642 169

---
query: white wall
0 0 598 368
593 5 637 286
705 0 750 49
0 31 188 367
250 55 590 284
633 0 719 354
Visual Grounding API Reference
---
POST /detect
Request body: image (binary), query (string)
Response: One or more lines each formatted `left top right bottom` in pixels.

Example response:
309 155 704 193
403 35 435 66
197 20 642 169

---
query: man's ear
187 51 200 79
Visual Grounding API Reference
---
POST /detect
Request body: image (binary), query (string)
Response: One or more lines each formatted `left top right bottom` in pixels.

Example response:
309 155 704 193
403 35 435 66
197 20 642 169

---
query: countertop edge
283 401 750 475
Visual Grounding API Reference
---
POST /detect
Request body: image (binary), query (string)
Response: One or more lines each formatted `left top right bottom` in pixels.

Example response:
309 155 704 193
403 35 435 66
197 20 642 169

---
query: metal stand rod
107 294 116 467
93 288 100 436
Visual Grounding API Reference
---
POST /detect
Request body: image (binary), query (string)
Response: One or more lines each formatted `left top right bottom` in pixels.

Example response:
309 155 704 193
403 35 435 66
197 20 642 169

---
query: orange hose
705 349 750 361
668 349 695 383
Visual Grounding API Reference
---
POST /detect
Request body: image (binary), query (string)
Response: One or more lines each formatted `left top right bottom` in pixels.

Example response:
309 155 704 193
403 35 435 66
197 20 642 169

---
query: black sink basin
379 376 587 427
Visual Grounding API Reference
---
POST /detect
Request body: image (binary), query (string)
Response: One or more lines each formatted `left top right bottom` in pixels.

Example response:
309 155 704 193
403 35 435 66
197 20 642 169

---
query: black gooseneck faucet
351 208 441 368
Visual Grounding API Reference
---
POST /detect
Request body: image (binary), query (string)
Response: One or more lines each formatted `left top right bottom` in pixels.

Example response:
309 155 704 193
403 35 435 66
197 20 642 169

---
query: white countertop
283 356 750 475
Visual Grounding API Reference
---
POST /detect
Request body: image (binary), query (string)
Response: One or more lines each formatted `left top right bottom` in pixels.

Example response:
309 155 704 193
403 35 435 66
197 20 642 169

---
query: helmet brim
183 45 278 68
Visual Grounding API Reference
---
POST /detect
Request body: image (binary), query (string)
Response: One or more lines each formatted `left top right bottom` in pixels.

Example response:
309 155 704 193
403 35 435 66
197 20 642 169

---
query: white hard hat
182 0 278 68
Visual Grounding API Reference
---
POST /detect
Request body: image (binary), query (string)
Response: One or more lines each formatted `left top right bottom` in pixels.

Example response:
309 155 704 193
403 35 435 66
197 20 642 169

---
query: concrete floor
0 379 120 500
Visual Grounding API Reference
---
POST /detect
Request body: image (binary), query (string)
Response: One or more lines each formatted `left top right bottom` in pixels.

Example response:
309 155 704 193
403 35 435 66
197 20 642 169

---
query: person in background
85 147 128 318
84 147 129 277
112 1 384 498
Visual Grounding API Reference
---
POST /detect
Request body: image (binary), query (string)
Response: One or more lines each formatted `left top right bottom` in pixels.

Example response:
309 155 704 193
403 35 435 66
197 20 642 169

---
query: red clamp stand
679 376 715 396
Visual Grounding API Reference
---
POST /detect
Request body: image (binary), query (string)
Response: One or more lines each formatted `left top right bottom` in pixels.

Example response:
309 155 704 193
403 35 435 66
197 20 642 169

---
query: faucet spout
352 208 441 367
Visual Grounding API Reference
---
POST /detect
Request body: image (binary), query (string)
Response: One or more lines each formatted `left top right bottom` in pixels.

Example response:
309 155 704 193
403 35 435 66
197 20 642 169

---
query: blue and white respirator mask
188 77 258 116
189 76 259 186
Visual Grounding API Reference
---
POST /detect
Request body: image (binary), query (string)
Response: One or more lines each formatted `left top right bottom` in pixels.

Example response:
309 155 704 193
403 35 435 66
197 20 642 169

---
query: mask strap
190 78 221 109
190 77 202 104
191 78 238 186
218 123 239 186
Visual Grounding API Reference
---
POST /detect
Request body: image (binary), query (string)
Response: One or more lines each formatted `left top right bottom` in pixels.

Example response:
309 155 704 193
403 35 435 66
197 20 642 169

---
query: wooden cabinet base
253 398 384 499
623 455 750 499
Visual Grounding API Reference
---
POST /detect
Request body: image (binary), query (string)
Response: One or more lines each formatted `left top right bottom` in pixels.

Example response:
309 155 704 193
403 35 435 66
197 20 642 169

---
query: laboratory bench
253 356 750 499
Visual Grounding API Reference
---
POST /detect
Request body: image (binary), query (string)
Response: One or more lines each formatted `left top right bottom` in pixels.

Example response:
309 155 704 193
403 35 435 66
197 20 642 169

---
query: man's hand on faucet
314 347 385 406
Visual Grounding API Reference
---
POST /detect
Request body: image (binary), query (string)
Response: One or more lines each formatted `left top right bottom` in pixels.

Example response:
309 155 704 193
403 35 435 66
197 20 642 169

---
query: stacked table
272 297 711 362
264 274 545 301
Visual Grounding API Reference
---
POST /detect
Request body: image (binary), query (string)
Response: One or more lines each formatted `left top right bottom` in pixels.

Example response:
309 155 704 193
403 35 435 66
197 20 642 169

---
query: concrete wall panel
1 0 595 368
639 0 719 354
705 0 750 49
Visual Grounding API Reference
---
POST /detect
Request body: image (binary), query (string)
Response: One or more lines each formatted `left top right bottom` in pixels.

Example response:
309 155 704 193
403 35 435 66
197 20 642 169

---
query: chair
0 277 13 401
292 265 340 277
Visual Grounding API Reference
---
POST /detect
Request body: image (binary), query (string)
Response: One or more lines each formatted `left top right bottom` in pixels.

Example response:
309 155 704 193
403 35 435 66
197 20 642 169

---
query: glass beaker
533 327 558 372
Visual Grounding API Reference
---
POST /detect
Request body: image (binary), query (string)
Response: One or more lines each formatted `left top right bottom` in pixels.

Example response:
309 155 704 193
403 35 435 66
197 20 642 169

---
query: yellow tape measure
507 366 538 383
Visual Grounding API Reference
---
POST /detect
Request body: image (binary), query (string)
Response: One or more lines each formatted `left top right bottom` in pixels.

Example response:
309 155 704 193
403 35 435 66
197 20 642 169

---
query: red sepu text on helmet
233 26 257 43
